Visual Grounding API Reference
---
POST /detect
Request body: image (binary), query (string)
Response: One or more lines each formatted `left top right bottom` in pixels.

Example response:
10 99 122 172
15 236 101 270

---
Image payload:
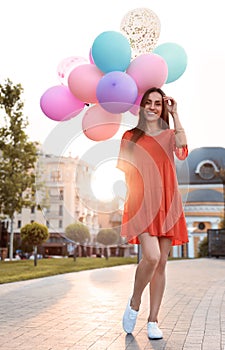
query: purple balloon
96 71 138 113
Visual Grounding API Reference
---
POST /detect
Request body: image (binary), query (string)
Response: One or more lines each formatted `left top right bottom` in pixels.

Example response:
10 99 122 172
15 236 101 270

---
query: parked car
29 254 43 260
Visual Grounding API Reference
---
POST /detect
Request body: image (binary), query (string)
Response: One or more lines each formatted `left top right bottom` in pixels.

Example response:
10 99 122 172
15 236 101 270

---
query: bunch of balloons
40 8 188 141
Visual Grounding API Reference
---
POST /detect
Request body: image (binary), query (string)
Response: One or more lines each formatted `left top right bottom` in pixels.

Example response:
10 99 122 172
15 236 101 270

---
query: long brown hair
130 87 170 144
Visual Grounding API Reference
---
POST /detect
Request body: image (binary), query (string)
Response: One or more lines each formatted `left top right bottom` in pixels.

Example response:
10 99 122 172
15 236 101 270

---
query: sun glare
91 160 127 202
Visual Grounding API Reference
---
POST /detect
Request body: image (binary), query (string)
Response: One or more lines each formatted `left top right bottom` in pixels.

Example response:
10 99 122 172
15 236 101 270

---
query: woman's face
143 91 163 122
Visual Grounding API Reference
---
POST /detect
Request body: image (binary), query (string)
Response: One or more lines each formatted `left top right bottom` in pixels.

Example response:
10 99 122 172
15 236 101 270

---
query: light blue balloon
91 31 131 73
153 42 187 83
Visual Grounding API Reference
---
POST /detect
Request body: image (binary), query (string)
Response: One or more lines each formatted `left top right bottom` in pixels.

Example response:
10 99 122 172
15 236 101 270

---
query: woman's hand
163 96 186 145
163 96 177 117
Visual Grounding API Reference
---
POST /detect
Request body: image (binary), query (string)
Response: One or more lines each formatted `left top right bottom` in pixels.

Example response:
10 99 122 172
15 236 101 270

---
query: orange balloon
82 104 122 141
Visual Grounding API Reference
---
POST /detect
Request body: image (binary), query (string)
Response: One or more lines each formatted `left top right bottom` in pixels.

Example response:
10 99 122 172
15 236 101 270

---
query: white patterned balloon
57 56 88 85
120 8 161 58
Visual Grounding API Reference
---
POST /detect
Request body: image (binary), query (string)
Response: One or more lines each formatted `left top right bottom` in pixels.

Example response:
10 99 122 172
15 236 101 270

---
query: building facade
2 151 122 257
15 152 101 234
176 147 225 258
2 146 225 259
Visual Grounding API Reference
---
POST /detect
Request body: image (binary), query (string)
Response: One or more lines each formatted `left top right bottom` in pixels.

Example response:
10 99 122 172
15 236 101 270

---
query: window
59 220 63 228
198 222 206 230
199 163 215 180
17 220 21 229
195 160 219 180
51 170 61 182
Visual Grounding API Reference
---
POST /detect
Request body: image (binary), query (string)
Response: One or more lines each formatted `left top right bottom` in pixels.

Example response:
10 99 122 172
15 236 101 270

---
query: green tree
65 222 90 244
198 236 208 257
0 79 38 260
20 222 49 266
96 228 118 259
218 215 225 229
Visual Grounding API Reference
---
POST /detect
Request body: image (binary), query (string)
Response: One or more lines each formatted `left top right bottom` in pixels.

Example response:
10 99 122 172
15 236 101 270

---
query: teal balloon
91 31 131 73
153 42 187 83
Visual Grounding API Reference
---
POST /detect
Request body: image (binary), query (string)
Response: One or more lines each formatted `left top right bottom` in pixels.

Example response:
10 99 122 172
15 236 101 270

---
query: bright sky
1 0 225 159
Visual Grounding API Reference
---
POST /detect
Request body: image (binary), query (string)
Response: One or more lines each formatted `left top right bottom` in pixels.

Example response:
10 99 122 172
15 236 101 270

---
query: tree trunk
34 245 37 267
73 245 77 262
105 246 109 260
9 217 14 260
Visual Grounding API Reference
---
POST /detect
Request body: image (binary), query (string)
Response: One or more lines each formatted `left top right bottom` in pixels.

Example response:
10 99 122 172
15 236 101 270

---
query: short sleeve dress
117 129 188 246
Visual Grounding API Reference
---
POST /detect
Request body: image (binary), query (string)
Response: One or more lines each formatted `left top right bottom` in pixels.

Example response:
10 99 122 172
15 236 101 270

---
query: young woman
117 87 188 340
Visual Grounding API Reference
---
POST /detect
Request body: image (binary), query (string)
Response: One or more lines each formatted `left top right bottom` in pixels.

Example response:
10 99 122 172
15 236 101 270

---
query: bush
65 222 90 244
97 229 118 246
198 236 208 257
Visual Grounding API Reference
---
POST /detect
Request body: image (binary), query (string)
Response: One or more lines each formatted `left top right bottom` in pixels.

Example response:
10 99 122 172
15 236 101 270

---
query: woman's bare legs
130 233 161 311
148 237 172 322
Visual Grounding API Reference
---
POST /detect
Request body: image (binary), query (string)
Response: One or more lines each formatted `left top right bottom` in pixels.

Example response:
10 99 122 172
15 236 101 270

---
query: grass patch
0 256 137 284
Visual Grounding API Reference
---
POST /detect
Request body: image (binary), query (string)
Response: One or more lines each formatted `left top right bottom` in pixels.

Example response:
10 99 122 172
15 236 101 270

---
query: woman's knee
143 253 160 267
139 234 161 267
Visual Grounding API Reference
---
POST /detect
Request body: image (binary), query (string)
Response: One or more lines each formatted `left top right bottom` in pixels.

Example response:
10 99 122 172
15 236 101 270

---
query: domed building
176 147 225 258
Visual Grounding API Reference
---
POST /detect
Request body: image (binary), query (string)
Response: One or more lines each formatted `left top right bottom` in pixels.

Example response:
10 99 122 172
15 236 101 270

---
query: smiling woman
91 159 127 202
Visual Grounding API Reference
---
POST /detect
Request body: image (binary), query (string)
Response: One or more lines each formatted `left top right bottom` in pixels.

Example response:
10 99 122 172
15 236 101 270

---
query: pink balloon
82 104 122 141
57 56 88 85
129 94 143 116
40 85 85 121
68 64 104 103
126 53 168 93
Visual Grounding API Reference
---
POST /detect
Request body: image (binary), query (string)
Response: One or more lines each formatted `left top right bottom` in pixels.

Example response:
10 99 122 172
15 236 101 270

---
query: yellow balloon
120 8 161 58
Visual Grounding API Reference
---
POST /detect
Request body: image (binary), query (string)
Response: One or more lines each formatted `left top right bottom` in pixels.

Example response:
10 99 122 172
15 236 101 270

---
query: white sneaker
122 299 138 334
147 322 163 339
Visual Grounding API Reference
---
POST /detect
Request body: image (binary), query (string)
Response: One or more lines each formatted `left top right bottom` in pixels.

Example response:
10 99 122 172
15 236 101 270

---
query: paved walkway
0 258 225 350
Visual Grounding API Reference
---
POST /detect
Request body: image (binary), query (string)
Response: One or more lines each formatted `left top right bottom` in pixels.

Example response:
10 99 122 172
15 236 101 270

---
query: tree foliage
20 221 49 266
218 216 225 229
65 222 90 244
0 79 38 259
0 79 38 216
21 221 49 246
198 236 208 257
97 228 118 246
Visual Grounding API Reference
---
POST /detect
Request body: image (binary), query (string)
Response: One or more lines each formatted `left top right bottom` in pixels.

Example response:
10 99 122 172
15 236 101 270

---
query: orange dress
117 129 188 246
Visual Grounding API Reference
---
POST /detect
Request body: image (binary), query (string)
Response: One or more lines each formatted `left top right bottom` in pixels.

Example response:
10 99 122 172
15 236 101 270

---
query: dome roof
182 189 223 203
176 147 225 184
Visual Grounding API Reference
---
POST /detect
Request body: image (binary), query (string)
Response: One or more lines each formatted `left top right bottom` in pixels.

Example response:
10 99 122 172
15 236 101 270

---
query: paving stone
0 258 225 349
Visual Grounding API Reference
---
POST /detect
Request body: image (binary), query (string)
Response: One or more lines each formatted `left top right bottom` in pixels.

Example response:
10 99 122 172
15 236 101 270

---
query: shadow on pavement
125 334 142 349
